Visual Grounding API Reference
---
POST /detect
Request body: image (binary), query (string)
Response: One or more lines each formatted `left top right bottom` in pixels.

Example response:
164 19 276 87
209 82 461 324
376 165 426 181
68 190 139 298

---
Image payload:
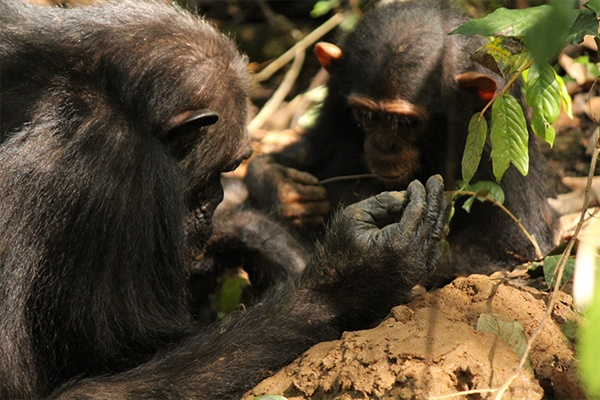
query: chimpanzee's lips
378 174 400 181
377 174 402 184
184 182 224 252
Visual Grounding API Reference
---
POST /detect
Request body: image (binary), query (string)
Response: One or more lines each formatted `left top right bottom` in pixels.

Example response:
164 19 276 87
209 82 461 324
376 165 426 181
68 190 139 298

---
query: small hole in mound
454 367 482 399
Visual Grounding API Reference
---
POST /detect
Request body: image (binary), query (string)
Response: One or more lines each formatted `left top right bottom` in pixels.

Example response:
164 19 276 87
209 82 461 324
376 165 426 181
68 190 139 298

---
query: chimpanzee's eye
352 107 380 127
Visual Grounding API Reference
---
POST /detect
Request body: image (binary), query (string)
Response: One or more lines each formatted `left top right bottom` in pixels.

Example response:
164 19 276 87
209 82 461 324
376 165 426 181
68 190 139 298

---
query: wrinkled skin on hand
305 175 448 331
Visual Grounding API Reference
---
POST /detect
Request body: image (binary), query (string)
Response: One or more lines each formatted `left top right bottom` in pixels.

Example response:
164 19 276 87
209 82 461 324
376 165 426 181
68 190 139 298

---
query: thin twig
248 48 305 133
449 190 543 260
428 387 499 399
493 146 599 400
478 61 533 121
319 173 377 185
253 12 346 83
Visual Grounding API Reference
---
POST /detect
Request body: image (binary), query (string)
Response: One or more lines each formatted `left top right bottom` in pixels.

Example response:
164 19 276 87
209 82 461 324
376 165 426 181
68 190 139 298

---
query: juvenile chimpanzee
0 1 448 398
245 0 559 286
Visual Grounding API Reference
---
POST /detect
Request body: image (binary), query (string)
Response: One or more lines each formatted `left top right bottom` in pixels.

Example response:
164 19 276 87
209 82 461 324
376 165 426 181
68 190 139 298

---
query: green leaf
525 63 562 123
462 196 476 213
543 254 575 287
457 180 505 213
523 0 576 65
490 94 529 182
574 55 600 78
467 180 505 204
472 36 532 77
310 0 339 18
476 313 532 371
340 13 360 32
531 108 556 147
450 5 551 37
578 267 600 398
566 8 600 45
461 113 487 184
585 0 600 14
215 276 249 315
556 73 574 119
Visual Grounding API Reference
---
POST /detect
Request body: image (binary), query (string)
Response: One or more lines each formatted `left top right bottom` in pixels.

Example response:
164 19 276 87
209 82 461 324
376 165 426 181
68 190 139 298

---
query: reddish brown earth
245 275 585 400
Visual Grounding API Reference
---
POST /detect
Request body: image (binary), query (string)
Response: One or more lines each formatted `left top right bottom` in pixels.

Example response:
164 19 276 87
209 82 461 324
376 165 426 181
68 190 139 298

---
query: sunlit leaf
525 63 562 123
462 113 487 184
472 36 532 76
340 13 360 32
252 396 288 400
543 254 575 287
476 313 532 371
298 103 322 129
450 5 551 37
556 73 573 119
490 94 529 182
531 108 556 147
310 0 339 18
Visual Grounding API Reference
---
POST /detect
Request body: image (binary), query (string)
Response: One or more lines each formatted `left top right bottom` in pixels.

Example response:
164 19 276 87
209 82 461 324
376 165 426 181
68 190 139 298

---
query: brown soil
245 275 585 400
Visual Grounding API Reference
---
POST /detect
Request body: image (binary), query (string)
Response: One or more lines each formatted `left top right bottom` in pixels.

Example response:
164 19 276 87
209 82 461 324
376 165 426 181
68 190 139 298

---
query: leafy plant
452 0 598 184
542 254 576 287
453 2 600 398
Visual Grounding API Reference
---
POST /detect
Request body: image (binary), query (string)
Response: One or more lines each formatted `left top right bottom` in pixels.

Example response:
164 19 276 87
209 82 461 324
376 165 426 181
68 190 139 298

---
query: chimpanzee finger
343 191 408 226
284 167 320 185
282 200 330 219
392 180 426 234
429 179 450 244
289 215 325 228
415 175 444 247
279 178 326 201
296 184 328 201
417 175 445 241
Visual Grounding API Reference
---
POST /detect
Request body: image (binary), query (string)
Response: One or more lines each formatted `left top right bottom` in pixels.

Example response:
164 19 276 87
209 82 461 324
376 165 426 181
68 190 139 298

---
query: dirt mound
245 275 585 399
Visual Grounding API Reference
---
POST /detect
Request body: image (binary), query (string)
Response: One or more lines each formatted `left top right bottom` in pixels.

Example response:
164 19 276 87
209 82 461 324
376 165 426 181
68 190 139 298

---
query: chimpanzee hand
245 155 330 228
306 175 447 330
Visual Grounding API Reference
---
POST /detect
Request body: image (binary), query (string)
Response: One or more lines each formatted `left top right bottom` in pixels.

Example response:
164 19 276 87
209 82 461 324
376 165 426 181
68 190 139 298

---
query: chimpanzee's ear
170 109 219 133
315 42 342 73
456 72 498 108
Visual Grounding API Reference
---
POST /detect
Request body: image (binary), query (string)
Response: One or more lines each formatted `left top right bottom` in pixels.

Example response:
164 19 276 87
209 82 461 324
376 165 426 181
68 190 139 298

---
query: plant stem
449 189 542 260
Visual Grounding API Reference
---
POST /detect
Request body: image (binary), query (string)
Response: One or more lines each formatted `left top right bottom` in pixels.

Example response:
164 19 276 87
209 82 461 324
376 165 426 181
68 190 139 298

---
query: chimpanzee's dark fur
0 1 447 398
245 0 559 286
187 207 310 323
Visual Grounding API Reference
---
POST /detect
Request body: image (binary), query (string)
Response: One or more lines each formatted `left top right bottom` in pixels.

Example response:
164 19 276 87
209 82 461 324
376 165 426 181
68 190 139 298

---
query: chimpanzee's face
347 94 429 188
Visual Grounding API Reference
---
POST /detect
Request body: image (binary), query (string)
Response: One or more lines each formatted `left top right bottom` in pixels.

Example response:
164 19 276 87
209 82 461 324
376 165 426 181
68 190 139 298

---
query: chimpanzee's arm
53 176 446 400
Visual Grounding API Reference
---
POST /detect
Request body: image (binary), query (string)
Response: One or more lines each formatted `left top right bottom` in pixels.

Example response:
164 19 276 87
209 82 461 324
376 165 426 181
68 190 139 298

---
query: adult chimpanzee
245 0 559 286
0 1 448 398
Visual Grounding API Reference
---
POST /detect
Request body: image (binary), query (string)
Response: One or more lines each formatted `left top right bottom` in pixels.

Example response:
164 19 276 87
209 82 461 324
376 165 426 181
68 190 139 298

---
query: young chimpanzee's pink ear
315 42 343 73
456 71 498 107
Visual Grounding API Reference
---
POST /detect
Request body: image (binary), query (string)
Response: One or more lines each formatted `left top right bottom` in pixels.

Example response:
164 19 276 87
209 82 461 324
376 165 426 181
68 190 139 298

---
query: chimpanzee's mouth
184 182 224 253
376 173 408 187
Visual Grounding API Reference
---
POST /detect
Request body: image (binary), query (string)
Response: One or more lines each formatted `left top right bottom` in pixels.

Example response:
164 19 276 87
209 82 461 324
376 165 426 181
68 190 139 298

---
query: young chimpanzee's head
314 0 501 188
